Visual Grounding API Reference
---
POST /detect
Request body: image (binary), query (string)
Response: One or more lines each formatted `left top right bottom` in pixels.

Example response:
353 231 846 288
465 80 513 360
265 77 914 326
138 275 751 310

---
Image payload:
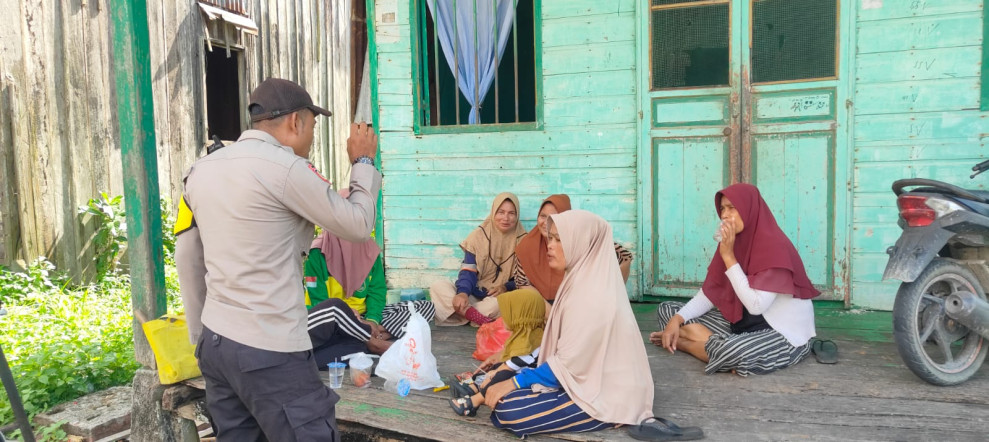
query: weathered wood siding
373 0 642 295
0 0 123 278
850 0 987 309
0 0 343 279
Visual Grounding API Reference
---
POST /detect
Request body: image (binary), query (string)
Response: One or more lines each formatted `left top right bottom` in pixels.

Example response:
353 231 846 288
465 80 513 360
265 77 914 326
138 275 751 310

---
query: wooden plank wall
850 0 987 309
0 0 122 278
373 0 642 296
239 0 343 186
0 0 340 279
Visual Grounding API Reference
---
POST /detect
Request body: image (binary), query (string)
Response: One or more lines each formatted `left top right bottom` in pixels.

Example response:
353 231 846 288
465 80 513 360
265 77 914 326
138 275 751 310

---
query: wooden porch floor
330 302 989 441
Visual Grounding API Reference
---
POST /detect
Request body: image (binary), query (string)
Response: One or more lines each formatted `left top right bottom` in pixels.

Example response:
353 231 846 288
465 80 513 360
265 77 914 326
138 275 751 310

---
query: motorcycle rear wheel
893 258 988 385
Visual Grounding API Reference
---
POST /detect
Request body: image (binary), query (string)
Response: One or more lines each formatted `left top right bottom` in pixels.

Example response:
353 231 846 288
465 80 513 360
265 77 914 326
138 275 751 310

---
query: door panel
652 137 730 288
641 0 846 300
752 132 833 285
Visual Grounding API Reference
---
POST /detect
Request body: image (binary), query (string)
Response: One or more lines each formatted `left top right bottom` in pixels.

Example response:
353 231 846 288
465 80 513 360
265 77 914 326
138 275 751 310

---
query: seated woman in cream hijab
430 192 527 326
482 210 703 440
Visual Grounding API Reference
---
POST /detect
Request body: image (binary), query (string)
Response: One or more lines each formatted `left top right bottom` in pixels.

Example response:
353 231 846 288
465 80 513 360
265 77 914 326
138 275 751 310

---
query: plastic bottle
384 378 411 397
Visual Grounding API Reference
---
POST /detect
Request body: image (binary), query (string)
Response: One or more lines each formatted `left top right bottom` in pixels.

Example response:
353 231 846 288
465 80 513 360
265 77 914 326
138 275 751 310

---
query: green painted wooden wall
370 0 642 294
850 0 987 310
370 0 988 309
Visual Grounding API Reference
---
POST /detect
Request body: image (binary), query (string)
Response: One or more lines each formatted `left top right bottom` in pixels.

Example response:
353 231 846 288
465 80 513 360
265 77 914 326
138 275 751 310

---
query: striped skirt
490 389 611 437
380 300 435 338
656 301 810 376
308 299 436 342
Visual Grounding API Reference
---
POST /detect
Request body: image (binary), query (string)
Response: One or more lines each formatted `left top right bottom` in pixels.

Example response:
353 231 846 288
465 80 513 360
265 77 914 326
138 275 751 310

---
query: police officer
175 77 380 441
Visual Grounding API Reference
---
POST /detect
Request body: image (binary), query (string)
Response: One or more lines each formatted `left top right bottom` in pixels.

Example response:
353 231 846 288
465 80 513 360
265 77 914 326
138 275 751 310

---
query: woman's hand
478 353 500 372
484 379 517 409
487 284 507 297
363 321 390 340
660 314 684 353
718 220 738 268
479 364 511 389
453 293 470 314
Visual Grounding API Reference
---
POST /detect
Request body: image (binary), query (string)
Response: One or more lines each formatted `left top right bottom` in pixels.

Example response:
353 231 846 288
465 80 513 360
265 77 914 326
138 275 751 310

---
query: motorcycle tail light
924 198 965 218
897 195 936 227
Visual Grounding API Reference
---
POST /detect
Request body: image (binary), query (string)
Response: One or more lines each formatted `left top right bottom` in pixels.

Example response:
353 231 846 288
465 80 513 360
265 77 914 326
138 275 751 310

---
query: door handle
723 127 732 136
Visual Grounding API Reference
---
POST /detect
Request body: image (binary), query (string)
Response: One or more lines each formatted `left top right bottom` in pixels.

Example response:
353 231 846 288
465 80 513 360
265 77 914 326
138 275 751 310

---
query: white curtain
426 0 516 124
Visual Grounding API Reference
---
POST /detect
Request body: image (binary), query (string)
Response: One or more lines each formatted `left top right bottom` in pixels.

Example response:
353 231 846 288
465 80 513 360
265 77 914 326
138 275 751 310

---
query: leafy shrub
0 258 66 306
0 194 182 436
0 272 139 425
78 193 128 280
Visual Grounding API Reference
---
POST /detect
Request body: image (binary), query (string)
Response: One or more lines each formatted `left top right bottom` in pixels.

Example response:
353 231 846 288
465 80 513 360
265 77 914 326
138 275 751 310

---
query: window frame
409 0 544 135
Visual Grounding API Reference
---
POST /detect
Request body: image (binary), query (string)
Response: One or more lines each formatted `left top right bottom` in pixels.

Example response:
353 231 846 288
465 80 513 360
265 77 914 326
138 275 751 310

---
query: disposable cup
349 359 373 388
327 362 346 389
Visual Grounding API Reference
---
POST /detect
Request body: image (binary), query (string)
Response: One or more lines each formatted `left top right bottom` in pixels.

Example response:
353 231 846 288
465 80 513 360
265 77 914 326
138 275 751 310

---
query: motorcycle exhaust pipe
945 291 989 340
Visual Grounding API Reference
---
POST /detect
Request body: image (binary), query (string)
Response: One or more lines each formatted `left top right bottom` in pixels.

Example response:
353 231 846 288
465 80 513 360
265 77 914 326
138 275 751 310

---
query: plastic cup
349 359 373 388
327 362 346 389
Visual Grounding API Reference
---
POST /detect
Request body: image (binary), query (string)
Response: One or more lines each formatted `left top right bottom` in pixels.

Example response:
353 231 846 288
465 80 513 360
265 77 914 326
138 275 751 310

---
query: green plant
0 258 67 306
79 193 128 280
0 275 139 425
161 198 177 267
9 419 69 442
0 194 183 430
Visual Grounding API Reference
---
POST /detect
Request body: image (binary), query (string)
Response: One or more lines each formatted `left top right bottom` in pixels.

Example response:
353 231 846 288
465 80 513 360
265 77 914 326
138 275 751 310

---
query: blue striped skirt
656 301 810 376
490 388 611 437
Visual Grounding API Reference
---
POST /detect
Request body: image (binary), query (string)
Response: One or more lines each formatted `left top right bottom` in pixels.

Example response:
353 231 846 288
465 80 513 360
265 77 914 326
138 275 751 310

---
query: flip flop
448 395 479 417
811 339 838 364
628 417 704 441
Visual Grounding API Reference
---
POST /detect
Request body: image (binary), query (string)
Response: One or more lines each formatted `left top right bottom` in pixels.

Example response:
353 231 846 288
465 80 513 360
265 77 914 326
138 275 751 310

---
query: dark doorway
205 46 242 141
351 0 368 119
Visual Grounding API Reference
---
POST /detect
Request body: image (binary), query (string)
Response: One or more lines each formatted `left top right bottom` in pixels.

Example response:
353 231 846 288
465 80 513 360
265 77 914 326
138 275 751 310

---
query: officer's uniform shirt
175 129 382 352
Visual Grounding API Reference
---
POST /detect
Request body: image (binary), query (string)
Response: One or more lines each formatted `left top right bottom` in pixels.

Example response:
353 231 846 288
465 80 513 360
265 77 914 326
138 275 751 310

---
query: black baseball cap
248 78 331 122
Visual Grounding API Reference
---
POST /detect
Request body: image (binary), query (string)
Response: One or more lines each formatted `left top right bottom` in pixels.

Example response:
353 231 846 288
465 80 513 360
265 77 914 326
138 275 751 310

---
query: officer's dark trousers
197 326 340 441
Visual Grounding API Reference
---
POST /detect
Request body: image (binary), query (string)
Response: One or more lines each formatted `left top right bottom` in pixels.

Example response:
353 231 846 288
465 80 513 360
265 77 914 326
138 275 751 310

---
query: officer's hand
347 122 377 163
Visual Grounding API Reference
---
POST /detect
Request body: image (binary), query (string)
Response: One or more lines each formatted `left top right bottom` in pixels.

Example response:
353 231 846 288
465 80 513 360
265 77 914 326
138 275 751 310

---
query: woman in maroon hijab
649 183 820 376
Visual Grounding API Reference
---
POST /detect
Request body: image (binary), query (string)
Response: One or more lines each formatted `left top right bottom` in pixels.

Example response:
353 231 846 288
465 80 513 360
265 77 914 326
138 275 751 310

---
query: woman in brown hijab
483 210 702 440
512 194 633 303
430 192 527 326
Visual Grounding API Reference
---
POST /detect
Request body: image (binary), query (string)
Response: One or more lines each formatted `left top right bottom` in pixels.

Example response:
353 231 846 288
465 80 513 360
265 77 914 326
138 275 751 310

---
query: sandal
628 417 703 441
448 395 479 417
449 375 479 398
811 339 838 364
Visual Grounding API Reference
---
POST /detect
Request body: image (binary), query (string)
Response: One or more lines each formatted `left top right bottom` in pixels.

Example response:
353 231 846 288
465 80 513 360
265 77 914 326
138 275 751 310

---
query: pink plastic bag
473 317 511 361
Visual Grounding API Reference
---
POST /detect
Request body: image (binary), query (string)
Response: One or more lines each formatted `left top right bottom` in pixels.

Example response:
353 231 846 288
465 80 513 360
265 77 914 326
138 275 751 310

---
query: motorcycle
883 159 989 385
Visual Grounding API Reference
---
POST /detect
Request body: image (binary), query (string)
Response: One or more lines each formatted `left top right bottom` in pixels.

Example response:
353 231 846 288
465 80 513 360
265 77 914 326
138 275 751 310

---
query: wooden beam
110 0 166 367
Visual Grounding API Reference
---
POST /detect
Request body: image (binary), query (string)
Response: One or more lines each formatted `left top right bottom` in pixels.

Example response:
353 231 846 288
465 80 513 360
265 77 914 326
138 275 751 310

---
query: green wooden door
639 0 847 300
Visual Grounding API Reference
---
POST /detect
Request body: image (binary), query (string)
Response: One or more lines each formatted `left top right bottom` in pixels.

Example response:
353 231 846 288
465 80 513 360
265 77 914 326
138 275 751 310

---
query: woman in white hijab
483 210 702 440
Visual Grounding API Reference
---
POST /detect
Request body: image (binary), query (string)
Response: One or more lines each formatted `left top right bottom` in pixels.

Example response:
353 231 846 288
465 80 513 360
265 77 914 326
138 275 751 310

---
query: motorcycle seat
910 187 989 204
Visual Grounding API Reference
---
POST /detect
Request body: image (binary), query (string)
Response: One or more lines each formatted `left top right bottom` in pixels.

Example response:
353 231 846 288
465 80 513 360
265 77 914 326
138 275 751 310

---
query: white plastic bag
375 302 444 390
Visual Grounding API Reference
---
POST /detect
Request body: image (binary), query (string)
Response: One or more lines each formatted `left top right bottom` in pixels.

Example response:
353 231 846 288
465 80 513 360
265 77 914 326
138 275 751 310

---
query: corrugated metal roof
199 2 258 35
199 0 248 16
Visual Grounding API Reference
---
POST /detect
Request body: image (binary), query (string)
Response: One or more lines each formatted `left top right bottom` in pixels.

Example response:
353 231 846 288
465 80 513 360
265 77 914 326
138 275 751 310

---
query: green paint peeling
110 0 165 366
